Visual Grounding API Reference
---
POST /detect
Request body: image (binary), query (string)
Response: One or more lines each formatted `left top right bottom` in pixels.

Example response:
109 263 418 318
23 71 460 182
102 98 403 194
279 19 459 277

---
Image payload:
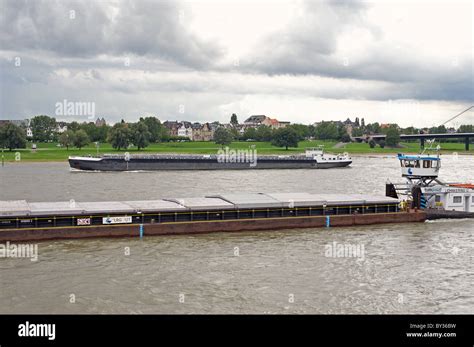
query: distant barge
0 193 423 242
68 147 352 171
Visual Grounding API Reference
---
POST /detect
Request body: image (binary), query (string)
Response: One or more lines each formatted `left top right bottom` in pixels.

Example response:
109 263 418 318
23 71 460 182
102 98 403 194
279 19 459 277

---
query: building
244 115 267 125
177 122 193 139
192 123 214 141
380 123 399 130
95 117 106 127
56 121 68 133
163 121 180 137
244 115 289 129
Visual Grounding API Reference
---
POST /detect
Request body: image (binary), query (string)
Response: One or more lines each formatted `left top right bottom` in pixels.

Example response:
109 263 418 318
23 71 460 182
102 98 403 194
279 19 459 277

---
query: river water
0 155 473 313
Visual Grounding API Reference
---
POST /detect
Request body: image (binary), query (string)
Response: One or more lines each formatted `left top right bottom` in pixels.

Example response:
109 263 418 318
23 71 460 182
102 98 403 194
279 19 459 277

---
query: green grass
0 140 472 162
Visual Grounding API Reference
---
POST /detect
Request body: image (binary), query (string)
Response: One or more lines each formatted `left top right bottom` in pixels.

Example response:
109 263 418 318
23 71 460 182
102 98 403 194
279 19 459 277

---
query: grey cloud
0 0 223 68
243 0 473 103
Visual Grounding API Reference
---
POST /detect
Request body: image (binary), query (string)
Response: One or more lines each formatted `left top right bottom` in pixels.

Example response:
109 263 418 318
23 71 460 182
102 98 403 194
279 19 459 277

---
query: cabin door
464 196 470 212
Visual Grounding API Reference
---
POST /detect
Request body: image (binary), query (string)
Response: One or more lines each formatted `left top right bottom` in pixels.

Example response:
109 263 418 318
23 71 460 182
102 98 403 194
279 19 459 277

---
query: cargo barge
68 147 352 171
0 193 424 242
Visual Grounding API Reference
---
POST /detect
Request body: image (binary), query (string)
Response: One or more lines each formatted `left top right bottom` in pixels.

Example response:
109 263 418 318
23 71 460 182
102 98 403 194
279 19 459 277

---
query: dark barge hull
425 209 474 220
0 212 424 242
68 156 352 171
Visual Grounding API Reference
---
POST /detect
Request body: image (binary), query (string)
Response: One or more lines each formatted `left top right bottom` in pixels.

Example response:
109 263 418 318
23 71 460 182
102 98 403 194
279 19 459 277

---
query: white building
56 122 68 133
177 123 193 139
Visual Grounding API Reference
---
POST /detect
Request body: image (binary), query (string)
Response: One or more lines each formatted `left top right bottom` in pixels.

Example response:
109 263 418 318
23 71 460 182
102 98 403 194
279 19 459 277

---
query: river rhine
0 155 473 313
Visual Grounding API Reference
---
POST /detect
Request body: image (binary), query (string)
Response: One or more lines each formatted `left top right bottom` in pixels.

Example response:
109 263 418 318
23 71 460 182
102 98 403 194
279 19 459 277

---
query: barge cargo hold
68 148 352 171
0 193 424 242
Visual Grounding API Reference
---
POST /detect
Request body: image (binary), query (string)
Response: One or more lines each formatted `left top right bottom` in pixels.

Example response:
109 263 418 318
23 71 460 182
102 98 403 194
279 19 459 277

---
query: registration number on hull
102 216 132 224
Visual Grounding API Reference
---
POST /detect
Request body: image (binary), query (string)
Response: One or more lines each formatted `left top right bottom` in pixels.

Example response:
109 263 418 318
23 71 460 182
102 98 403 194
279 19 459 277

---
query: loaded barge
68 147 352 171
0 193 423 242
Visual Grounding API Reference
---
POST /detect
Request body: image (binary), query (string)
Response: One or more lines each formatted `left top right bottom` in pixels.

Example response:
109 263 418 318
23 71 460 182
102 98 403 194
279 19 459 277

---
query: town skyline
3 110 473 130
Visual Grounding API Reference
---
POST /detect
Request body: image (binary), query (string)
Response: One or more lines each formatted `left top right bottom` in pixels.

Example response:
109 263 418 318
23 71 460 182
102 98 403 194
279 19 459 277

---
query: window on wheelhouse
423 160 432 168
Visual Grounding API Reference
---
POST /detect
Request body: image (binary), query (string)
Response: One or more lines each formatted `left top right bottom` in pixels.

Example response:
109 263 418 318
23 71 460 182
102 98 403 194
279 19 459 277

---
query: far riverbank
1 140 472 163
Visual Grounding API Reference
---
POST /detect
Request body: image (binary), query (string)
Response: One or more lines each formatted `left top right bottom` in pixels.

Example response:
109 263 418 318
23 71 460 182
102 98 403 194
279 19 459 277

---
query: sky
0 0 473 127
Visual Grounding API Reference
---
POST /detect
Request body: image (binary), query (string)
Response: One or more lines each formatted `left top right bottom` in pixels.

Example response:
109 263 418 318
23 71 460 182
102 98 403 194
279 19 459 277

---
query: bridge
353 106 473 150
353 133 474 150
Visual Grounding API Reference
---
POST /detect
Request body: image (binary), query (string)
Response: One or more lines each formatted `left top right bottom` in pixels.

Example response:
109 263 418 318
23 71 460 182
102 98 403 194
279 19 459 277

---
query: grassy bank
1 140 472 162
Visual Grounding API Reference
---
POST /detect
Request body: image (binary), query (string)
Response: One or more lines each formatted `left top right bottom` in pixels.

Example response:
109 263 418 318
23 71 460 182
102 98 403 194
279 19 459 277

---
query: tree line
0 115 168 151
1 114 472 152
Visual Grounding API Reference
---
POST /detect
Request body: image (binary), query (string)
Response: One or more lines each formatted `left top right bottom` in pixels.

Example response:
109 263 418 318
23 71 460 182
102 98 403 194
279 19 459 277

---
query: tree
108 123 131 150
385 127 400 147
340 133 351 143
68 121 81 132
242 127 257 141
369 139 376 148
229 127 240 140
402 126 418 135
142 116 165 142
213 127 233 147
308 125 316 138
361 118 365 128
288 124 310 141
73 129 90 150
271 127 299 150
131 121 151 150
428 125 447 134
59 130 75 150
30 115 57 142
80 122 99 142
95 125 110 142
458 124 473 133
255 125 273 142
314 121 340 140
0 123 27 151
351 127 364 137
230 113 239 127
379 140 386 148
366 122 381 134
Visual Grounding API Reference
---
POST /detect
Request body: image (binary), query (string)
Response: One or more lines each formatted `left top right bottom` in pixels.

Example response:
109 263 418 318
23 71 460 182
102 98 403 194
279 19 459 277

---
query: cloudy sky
0 0 472 127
